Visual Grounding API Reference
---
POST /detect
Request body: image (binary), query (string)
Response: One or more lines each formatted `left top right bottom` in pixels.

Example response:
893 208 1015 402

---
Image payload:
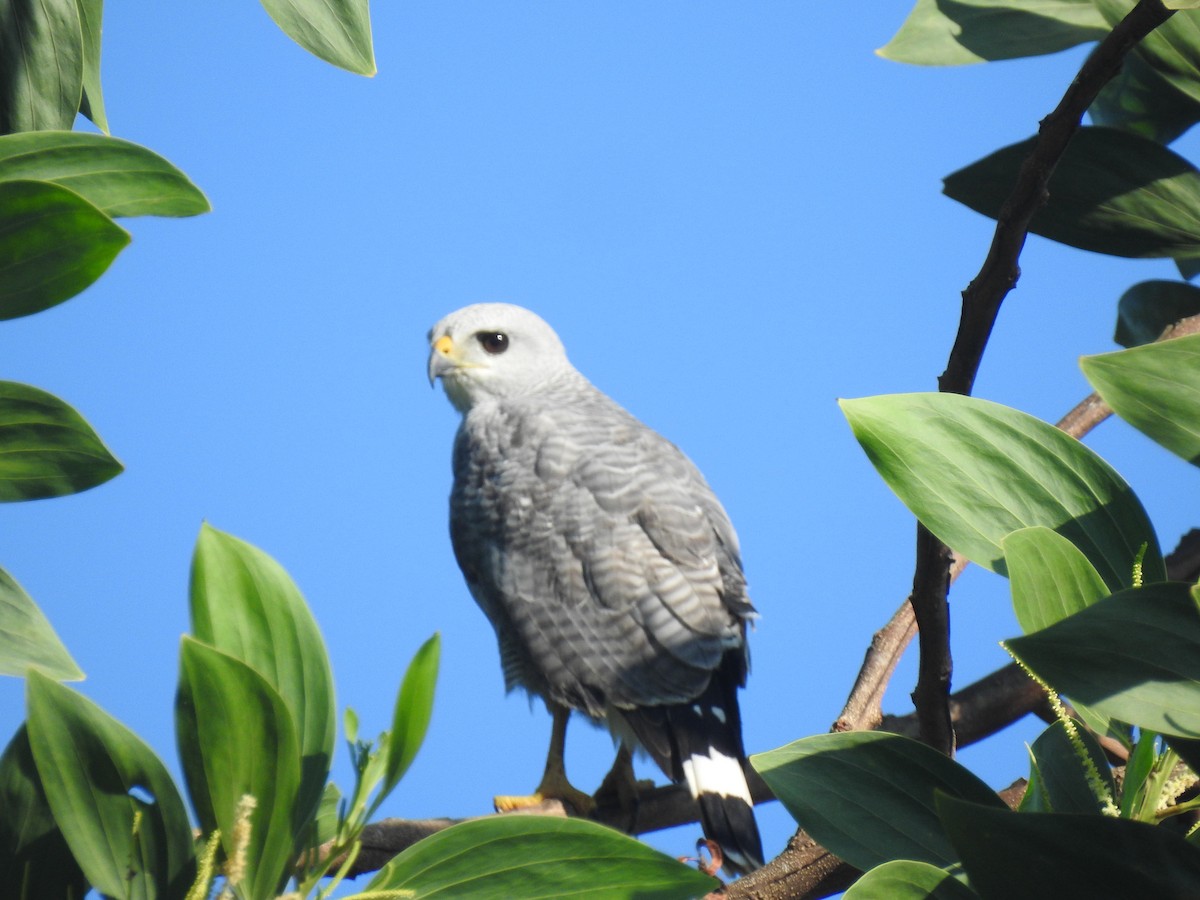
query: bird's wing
450 396 752 716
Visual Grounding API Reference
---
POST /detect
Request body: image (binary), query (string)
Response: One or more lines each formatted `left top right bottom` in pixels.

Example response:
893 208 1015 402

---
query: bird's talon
493 792 546 813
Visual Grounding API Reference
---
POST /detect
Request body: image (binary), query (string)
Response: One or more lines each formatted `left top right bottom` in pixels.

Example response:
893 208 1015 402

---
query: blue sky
3 2 1198 891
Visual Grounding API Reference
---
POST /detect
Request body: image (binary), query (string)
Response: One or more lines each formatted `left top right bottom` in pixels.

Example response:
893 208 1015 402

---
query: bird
427 302 763 875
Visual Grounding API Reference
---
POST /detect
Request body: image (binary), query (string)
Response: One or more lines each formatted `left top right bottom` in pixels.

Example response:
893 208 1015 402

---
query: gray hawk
428 302 763 874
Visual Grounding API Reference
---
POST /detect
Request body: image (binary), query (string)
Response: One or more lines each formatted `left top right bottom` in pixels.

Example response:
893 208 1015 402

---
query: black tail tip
697 791 764 877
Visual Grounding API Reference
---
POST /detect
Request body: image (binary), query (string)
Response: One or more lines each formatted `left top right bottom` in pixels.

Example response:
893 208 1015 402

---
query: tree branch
906 0 1176 756
940 0 1175 396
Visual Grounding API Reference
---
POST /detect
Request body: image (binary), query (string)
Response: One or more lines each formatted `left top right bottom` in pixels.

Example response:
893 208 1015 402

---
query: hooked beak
428 334 457 386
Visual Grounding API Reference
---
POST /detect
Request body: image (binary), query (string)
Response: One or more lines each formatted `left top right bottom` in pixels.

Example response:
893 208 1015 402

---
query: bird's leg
593 743 641 833
494 703 597 816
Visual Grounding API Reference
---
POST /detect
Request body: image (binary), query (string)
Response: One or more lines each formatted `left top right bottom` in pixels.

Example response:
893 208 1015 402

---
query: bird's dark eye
476 332 509 355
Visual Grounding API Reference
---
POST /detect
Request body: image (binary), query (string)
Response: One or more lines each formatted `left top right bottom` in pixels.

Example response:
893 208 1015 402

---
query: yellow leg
494 704 596 815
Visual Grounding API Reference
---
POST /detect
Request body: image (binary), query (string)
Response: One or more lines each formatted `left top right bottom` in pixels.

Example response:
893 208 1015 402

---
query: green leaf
382 632 440 800
313 782 342 848
1177 255 1200 280
26 670 194 900
751 731 1004 872
0 381 123 501
1003 530 1124 767
938 794 1200 896
844 859 979 900
0 0 83 133
0 725 89 899
1095 1 1200 108
878 0 1105 66
0 179 130 320
873 0 1104 67
1021 721 1115 815
260 0 376 76
176 637 302 900
0 565 83 680
75 0 107 133
1082 333 1200 467
1090 48 1200 144
839 392 1163 591
1003 526 1110 634
0 132 210 217
1006 583 1200 738
944 127 1200 259
188 523 335 836
1114 280 1200 348
1121 730 1160 819
365 815 717 898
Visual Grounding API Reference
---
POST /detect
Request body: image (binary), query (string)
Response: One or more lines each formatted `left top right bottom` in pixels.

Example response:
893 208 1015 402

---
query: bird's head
427 303 576 412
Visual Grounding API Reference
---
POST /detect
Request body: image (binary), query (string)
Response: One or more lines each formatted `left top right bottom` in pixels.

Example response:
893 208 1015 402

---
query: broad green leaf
26 671 194 900
75 0 107 133
189 524 334 836
176 637 301 900
1082 334 1200 466
839 393 1163 591
944 127 1200 259
1003 526 1109 634
0 381 123 501
1114 280 1200 348
260 0 376 76
0 180 130 320
365 815 717 898
844 859 979 900
0 725 89 899
1020 721 1115 815
1004 531 1125 765
382 632 440 800
0 132 210 217
0 566 83 680
751 732 1004 872
1095 1 1200 108
0 0 83 133
939 794 1200 896
1006 583 1200 738
878 0 1104 66
1090 48 1200 144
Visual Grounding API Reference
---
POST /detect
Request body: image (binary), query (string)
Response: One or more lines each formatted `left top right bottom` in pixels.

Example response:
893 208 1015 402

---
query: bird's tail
623 655 764 876
669 694 764 875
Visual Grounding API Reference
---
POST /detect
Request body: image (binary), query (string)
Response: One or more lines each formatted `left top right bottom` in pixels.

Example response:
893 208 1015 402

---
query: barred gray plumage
428 303 763 874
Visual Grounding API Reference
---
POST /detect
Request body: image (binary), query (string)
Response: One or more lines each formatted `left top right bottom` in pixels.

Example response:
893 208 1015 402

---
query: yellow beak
428 334 457 385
